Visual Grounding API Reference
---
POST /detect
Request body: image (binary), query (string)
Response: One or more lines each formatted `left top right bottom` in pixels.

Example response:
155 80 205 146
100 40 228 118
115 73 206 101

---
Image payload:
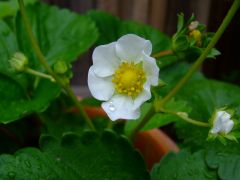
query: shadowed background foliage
42 0 240 89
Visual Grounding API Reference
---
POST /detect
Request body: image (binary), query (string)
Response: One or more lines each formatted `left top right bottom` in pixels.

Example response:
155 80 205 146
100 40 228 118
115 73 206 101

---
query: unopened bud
188 21 199 31
53 60 68 74
210 110 234 135
189 29 202 46
10 52 28 72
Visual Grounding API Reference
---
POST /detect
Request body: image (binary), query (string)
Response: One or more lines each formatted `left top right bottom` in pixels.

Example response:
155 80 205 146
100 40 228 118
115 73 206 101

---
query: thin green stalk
25 68 55 82
18 0 96 130
107 120 113 129
129 106 154 140
160 108 209 127
130 0 240 138
160 0 240 106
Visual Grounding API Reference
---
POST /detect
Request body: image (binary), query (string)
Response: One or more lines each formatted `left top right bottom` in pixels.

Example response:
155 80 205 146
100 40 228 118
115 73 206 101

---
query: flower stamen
112 62 146 97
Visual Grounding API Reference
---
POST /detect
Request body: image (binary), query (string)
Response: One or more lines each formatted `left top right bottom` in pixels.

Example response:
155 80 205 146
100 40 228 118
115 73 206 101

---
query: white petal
116 34 152 62
88 66 114 101
143 55 159 86
221 112 231 122
216 111 225 119
222 120 234 134
133 84 151 110
92 42 120 77
211 118 223 134
102 94 140 121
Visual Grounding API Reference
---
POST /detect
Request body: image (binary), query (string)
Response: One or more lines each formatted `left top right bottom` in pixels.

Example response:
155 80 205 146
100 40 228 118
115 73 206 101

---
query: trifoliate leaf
16 2 98 68
0 2 98 123
124 99 191 136
0 131 149 179
151 150 217 180
0 0 37 18
177 79 240 121
205 143 240 180
0 75 60 124
175 79 240 149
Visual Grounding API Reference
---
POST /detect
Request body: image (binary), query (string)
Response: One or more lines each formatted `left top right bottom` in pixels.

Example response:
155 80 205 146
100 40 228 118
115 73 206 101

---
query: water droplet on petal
109 102 115 112
8 171 16 179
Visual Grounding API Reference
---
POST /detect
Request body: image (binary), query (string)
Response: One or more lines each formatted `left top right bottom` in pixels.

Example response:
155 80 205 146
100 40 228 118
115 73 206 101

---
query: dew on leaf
24 160 31 168
7 171 16 179
56 157 61 162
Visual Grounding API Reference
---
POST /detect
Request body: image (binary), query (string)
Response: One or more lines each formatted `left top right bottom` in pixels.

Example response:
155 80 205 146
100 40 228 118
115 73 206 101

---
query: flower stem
152 50 173 59
25 68 55 82
129 105 155 140
18 0 96 130
159 108 209 127
130 0 240 138
159 0 240 106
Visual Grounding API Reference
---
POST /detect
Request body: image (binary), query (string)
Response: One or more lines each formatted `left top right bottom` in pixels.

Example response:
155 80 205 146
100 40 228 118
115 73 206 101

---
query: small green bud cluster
10 52 29 72
9 52 55 83
53 60 72 85
53 60 68 74
171 13 220 61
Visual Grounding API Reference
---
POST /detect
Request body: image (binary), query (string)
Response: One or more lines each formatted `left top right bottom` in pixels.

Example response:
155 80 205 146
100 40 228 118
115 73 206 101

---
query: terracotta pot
81 105 179 170
134 129 179 170
84 106 107 118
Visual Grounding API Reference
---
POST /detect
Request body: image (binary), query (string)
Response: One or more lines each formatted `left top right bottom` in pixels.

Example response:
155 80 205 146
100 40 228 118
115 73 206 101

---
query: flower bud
189 29 202 46
10 52 28 72
53 60 68 74
210 110 234 135
188 21 199 31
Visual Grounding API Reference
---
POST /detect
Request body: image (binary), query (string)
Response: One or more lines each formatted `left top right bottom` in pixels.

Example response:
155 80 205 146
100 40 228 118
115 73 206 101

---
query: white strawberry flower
88 34 159 121
210 110 234 135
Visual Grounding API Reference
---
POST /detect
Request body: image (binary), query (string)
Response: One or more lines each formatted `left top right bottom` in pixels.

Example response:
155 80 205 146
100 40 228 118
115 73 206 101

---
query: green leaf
124 99 191 136
0 2 98 123
40 94 87 138
176 13 184 33
151 150 217 180
0 20 28 89
88 10 171 54
0 131 150 179
205 143 240 180
16 2 98 69
81 97 102 107
41 112 86 139
124 103 152 136
144 99 191 130
0 74 60 124
172 35 189 52
0 19 61 123
159 62 205 95
41 94 112 138
0 0 37 19
175 122 209 151
175 79 240 149
207 48 221 59
178 79 240 120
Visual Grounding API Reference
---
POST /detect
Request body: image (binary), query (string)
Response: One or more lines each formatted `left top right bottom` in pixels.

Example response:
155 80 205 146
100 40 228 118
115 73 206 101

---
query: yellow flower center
112 62 146 97
189 29 202 46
